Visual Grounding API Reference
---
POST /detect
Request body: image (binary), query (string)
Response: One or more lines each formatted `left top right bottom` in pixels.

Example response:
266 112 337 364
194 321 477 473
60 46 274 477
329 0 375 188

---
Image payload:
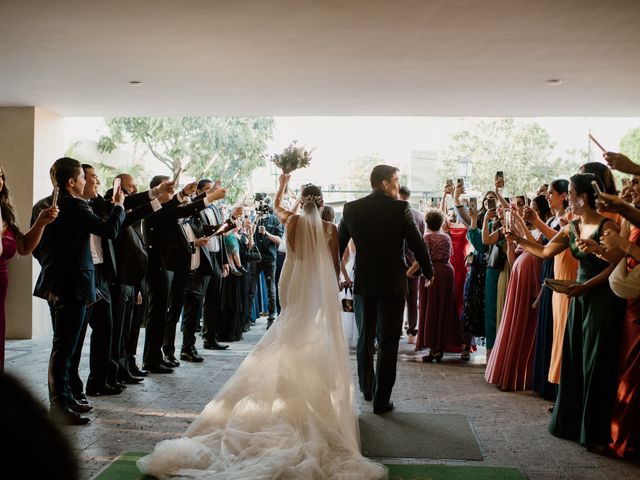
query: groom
339 165 433 414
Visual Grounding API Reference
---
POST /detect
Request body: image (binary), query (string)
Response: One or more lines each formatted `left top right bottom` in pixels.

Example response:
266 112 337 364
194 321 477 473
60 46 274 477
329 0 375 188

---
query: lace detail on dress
425 232 452 262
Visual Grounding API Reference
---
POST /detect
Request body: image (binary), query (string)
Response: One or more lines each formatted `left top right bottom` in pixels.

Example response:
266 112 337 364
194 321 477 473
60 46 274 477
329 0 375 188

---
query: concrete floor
5 316 640 480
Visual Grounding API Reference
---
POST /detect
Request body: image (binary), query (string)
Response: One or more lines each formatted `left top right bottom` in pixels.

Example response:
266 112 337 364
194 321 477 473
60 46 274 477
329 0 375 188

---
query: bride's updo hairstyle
301 184 323 211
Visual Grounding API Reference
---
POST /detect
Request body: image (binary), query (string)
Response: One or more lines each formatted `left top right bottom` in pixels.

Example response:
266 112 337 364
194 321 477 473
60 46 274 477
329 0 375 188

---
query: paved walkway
6 317 640 479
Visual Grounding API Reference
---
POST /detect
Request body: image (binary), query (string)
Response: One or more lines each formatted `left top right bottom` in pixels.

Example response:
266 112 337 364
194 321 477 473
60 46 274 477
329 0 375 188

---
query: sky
64 116 640 192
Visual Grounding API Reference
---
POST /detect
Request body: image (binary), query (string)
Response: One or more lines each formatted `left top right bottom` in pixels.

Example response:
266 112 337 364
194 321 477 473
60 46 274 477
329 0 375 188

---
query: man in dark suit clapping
338 165 433 415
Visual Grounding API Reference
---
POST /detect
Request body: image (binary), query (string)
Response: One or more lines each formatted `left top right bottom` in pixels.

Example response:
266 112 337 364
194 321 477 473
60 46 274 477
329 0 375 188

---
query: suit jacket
34 195 125 303
405 207 426 265
338 190 433 296
143 196 212 273
198 204 228 276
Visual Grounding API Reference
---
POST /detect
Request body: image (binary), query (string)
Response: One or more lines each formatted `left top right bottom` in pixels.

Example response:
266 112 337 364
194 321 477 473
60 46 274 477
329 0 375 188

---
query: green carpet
359 412 484 460
93 452 525 480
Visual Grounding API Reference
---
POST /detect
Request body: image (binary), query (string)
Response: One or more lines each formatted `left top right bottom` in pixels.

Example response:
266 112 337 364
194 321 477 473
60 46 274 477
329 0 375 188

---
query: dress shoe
373 402 394 415
86 384 124 396
203 342 229 350
129 365 148 377
180 349 204 362
230 268 243 277
143 363 174 374
118 373 144 384
69 400 93 414
363 393 373 402
51 406 90 426
266 320 274 330
73 392 90 405
163 356 180 368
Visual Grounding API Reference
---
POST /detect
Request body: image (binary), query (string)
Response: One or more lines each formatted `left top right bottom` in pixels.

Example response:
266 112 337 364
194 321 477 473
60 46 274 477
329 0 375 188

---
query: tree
347 153 407 195
438 118 583 196
98 117 275 202
620 126 640 163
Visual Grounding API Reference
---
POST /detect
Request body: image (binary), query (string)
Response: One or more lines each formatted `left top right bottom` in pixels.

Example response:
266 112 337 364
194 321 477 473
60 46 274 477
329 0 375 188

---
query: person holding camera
248 195 283 329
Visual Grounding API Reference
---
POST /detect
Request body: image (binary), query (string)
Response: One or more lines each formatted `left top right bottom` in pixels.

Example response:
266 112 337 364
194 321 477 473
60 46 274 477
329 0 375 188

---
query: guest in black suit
34 159 125 425
338 165 433 415
32 157 89 406
142 176 227 373
196 179 231 350
398 186 426 338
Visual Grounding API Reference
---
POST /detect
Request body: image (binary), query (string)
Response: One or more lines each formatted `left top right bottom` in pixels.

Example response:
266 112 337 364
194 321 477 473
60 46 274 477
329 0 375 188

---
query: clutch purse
543 278 575 294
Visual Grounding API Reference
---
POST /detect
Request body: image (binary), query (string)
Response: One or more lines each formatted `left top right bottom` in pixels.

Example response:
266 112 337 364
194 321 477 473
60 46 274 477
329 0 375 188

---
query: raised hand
36 205 59 226
207 188 227 202
182 181 198 196
603 152 640 175
157 180 175 196
595 191 630 213
231 206 243 219
194 237 209 248
576 238 603 256
113 185 125 206
279 174 291 187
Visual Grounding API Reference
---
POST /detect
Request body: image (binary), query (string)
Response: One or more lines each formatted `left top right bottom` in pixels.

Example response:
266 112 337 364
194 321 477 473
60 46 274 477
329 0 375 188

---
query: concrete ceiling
1 0 640 117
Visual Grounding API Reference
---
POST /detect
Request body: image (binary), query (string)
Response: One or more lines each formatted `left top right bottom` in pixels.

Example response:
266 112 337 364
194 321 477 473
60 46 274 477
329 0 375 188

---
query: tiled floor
5 317 640 479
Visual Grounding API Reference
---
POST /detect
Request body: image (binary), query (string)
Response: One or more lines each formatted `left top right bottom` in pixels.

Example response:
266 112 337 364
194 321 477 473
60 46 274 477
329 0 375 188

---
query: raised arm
16 205 59 255
511 226 569 259
482 209 501 245
274 174 296 225
453 184 471 226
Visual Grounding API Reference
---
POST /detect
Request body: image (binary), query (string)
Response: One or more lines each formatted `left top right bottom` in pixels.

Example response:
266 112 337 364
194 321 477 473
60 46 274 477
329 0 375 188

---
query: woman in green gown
509 173 624 449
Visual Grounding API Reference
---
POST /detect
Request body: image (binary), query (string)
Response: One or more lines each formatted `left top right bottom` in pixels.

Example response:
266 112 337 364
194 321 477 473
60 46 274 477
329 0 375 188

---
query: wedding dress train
137 202 387 479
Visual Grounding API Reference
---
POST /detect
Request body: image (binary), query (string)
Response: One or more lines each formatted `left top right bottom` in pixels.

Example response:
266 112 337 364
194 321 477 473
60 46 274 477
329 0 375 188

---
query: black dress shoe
180 350 204 362
363 393 373 402
51 406 90 426
129 365 148 377
143 363 174 374
69 400 93 414
163 356 180 368
73 392 90 405
373 402 394 415
203 342 229 350
86 384 124 396
118 373 144 384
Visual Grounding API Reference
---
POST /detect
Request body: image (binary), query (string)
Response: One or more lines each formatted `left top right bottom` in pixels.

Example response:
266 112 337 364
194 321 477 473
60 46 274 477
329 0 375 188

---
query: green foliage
98 117 275 202
620 127 640 164
348 153 386 192
438 118 584 196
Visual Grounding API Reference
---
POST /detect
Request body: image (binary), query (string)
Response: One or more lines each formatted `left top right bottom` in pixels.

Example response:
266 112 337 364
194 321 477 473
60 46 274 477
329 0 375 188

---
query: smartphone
504 209 512 230
446 179 454 188
456 178 464 188
591 180 603 197
431 197 439 207
516 195 527 207
469 197 478 211
495 171 505 183
51 186 59 206
113 177 121 192
487 197 497 210
173 166 183 185
588 133 606 153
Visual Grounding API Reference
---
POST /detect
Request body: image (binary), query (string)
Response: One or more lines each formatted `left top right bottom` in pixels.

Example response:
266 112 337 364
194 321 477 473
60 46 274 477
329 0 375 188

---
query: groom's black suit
338 190 433 410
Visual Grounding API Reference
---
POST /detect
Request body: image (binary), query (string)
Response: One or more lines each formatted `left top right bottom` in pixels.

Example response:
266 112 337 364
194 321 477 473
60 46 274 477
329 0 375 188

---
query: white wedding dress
137 202 388 479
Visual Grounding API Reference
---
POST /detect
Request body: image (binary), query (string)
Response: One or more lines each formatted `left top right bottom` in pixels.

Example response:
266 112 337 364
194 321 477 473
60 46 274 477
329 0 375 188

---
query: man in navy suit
338 165 433 415
35 159 125 425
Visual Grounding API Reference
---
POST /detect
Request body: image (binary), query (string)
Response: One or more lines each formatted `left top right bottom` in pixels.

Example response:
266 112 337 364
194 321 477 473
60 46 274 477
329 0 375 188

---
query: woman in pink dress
485 195 550 390
0 167 58 371
410 209 462 360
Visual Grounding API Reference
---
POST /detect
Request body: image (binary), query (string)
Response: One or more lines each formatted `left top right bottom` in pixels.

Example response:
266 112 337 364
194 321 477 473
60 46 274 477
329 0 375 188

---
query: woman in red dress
0 167 58 371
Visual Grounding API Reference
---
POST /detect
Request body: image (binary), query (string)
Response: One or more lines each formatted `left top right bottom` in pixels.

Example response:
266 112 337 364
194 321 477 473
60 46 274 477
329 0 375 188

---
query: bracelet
454 204 464 208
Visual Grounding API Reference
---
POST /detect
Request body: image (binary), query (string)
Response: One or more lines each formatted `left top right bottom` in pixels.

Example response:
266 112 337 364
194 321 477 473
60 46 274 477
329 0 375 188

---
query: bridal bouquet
270 141 313 174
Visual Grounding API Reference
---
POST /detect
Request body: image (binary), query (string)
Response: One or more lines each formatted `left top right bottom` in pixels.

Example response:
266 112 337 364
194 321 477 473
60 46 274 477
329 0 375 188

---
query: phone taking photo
495 171 505 184
469 197 478 211
51 186 59 206
456 178 464 188
113 177 121 192
591 180 603 197
487 197 497 210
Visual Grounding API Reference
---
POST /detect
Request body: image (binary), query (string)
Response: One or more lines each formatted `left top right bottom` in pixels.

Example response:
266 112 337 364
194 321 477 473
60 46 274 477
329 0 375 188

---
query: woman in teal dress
510 173 624 449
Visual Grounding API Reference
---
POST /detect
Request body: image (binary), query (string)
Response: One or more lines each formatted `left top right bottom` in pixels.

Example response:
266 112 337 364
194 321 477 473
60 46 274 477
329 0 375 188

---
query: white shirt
181 222 200 271
90 234 104 265
203 208 221 253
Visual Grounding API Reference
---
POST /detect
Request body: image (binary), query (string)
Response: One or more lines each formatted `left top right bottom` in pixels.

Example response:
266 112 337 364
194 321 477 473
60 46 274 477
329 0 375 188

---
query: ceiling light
545 79 562 86
129 81 143 86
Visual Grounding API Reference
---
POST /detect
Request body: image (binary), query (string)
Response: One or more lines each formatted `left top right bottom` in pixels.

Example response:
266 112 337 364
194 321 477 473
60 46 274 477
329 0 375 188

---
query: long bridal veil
137 202 387 479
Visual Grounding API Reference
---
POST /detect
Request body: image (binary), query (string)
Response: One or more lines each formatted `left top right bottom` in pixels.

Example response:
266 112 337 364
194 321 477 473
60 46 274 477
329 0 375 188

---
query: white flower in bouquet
270 141 313 174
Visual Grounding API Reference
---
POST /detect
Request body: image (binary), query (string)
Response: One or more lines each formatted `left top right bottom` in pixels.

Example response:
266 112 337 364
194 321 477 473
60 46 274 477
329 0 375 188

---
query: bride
137 173 387 479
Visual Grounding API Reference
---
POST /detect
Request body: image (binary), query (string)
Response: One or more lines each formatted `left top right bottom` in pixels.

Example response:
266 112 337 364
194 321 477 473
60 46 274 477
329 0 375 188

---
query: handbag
486 243 506 270
341 287 354 313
